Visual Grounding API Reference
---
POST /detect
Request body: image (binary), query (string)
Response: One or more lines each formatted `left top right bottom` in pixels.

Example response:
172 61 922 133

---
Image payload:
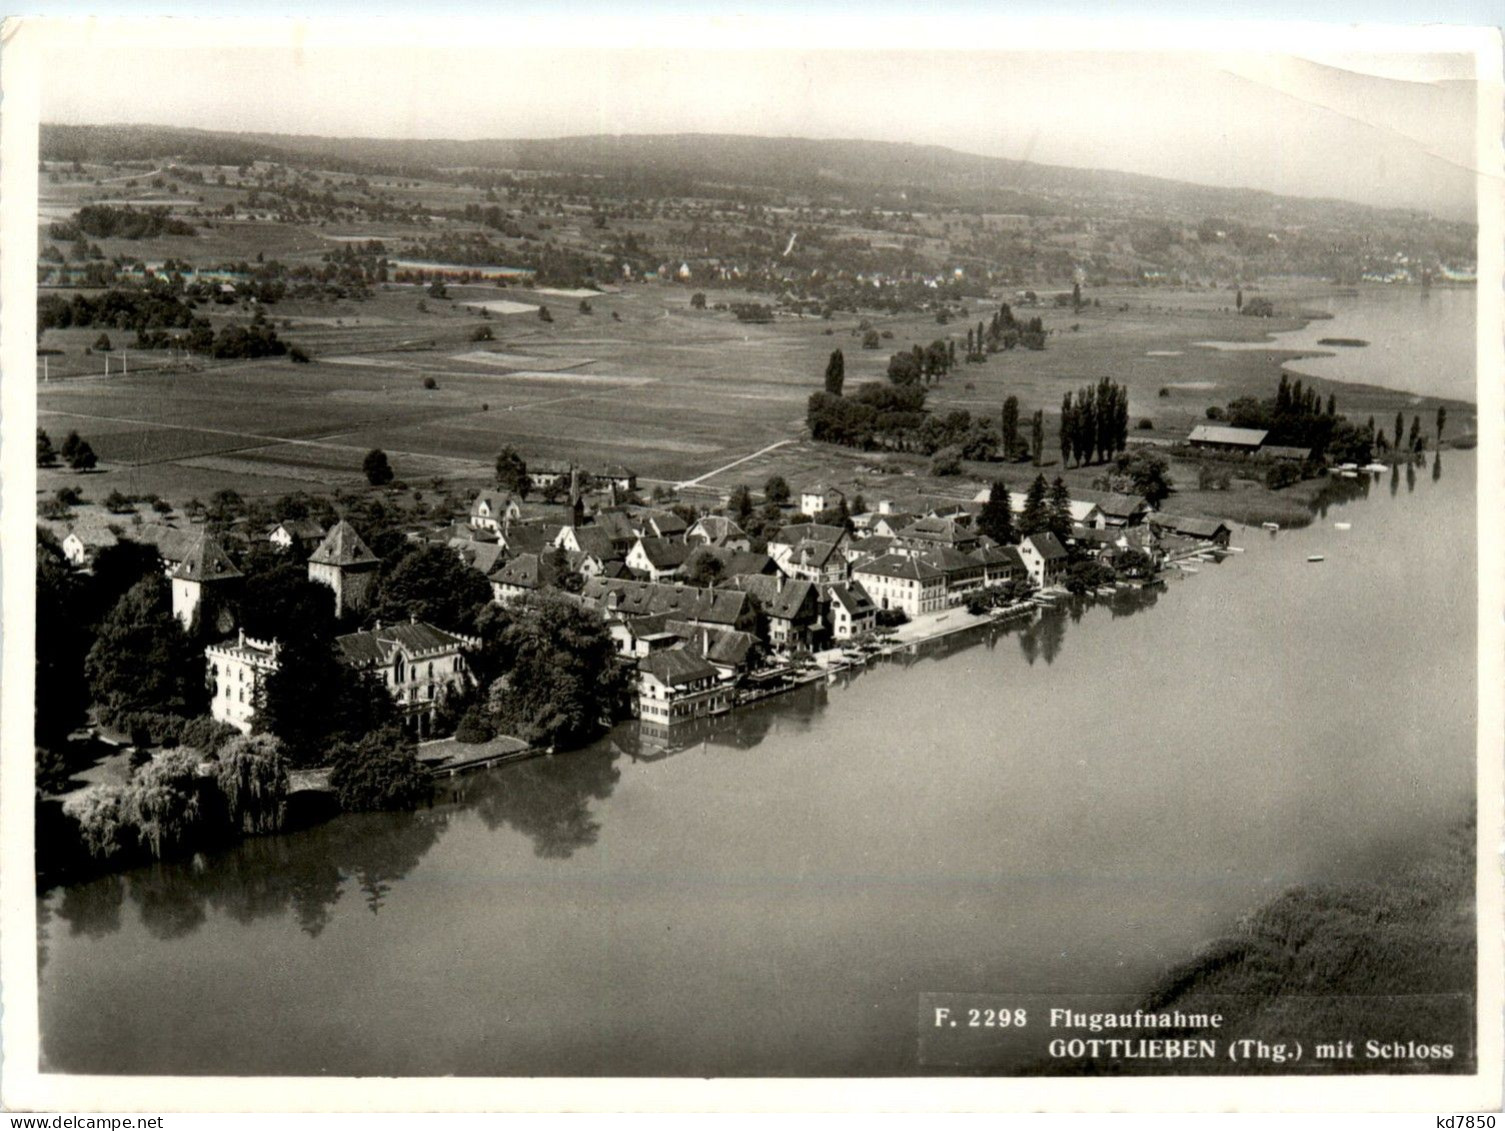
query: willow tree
216 733 290 835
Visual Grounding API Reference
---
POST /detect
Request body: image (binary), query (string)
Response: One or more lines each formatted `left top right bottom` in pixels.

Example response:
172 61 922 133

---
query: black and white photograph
1 14 1500 1113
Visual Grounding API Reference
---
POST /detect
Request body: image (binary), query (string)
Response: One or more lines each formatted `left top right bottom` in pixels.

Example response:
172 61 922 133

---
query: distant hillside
39 123 1456 230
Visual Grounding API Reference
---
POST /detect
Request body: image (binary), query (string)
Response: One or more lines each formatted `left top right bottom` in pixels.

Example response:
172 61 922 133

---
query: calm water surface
37 448 1476 1076
1200 284 1477 402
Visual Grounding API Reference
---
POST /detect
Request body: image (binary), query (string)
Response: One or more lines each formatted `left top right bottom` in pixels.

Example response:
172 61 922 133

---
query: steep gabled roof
829 583 876 616
634 537 691 570
335 620 472 667
772 522 845 547
309 520 378 567
1024 532 1069 560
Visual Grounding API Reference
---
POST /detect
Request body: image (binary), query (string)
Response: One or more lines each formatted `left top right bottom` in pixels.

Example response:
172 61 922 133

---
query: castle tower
307 519 380 618
171 530 243 631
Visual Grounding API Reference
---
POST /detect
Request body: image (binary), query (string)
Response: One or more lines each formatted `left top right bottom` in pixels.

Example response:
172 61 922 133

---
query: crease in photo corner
0 14 1501 1115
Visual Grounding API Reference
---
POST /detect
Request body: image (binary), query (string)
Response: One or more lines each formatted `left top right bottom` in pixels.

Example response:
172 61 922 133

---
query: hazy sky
33 33 1482 220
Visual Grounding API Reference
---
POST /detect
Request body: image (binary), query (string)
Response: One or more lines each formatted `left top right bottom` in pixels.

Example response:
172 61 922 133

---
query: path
676 439 794 489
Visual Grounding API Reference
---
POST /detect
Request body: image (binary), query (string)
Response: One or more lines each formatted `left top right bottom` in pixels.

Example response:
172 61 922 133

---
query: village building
1186 424 1269 453
307 520 380 618
61 524 119 568
799 483 844 517
596 465 638 493
1258 444 1314 463
205 629 280 735
869 512 920 540
778 536 849 586
1092 493 1152 528
267 518 327 553
488 551 571 605
553 524 621 563
527 459 576 489
633 509 689 541
685 515 751 551
469 489 522 534
171 530 243 630
827 582 877 641
921 546 987 603
626 537 691 581
582 577 757 633
671 621 762 681
135 524 198 575
498 522 552 557
1147 513 1233 546
636 648 732 726
1003 490 1104 529
971 543 1026 587
897 515 981 555
335 619 478 737
454 539 507 578
852 553 947 618
732 575 825 653
844 534 896 565
1018 532 1070 588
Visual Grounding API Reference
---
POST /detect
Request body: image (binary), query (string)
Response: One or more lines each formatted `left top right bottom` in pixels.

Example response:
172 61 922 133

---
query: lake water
1198 285 1477 403
36 448 1477 1077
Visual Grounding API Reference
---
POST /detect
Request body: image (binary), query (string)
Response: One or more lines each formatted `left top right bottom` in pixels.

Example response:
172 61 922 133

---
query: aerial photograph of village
15 33 1489 1092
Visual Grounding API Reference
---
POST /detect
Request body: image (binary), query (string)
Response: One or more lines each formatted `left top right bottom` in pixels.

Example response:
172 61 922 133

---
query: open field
37 278 1476 520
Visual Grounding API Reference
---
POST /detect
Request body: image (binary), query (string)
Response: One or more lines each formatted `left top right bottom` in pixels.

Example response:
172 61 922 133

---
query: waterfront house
307 520 380 618
336 619 477 737
827 582 878 641
1018 533 1069 588
729 575 823 652
205 629 280 734
470 489 522 534
636 648 732 726
921 546 987 604
1186 424 1268 453
685 515 751 551
970 543 1026 586
672 621 763 680
1147 514 1233 546
852 553 947 618
627 537 691 581
800 483 844 517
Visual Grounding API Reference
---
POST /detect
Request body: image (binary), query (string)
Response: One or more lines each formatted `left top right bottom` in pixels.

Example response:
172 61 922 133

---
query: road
676 439 794 489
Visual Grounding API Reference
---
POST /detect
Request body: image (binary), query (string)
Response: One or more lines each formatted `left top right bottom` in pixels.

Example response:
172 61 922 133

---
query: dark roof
829 583 876 616
457 541 507 575
272 517 327 541
309 520 378 567
971 544 1025 570
135 524 197 563
773 522 845 546
639 509 688 537
670 622 758 668
1025 533 1069 560
638 648 720 686
501 524 549 555
1095 493 1149 518
171 531 243 582
899 516 975 545
582 577 751 626
634 537 691 570
853 553 945 583
470 488 516 515
1148 514 1231 538
568 526 619 560
490 552 566 590
763 579 820 622
920 546 983 573
787 538 843 569
336 621 471 666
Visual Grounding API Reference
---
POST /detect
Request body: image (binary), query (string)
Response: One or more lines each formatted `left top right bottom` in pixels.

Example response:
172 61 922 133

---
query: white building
799 483 844 517
852 553 946 618
205 630 281 735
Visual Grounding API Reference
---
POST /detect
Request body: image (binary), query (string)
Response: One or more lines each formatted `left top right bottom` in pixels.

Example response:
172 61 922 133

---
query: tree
728 484 754 523
328 724 429 811
1110 450 1174 505
37 428 57 468
494 446 531 496
684 546 726 588
1000 396 1021 460
1395 411 1405 451
60 430 97 471
1059 393 1075 467
1047 478 1074 541
1235 287 1243 311
690 292 706 310
127 750 205 860
93 332 113 352
65 785 132 861
375 544 493 631
823 348 846 397
887 350 922 386
1018 474 1050 537
362 448 394 487
37 534 90 747
486 593 624 749
1410 414 1423 451
861 329 881 349
978 479 1016 546
470 324 494 342
238 563 337 644
215 733 289 834
1030 410 1044 467
1064 559 1116 596
763 475 791 506
258 637 396 767
1436 405 1448 445
85 575 205 725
